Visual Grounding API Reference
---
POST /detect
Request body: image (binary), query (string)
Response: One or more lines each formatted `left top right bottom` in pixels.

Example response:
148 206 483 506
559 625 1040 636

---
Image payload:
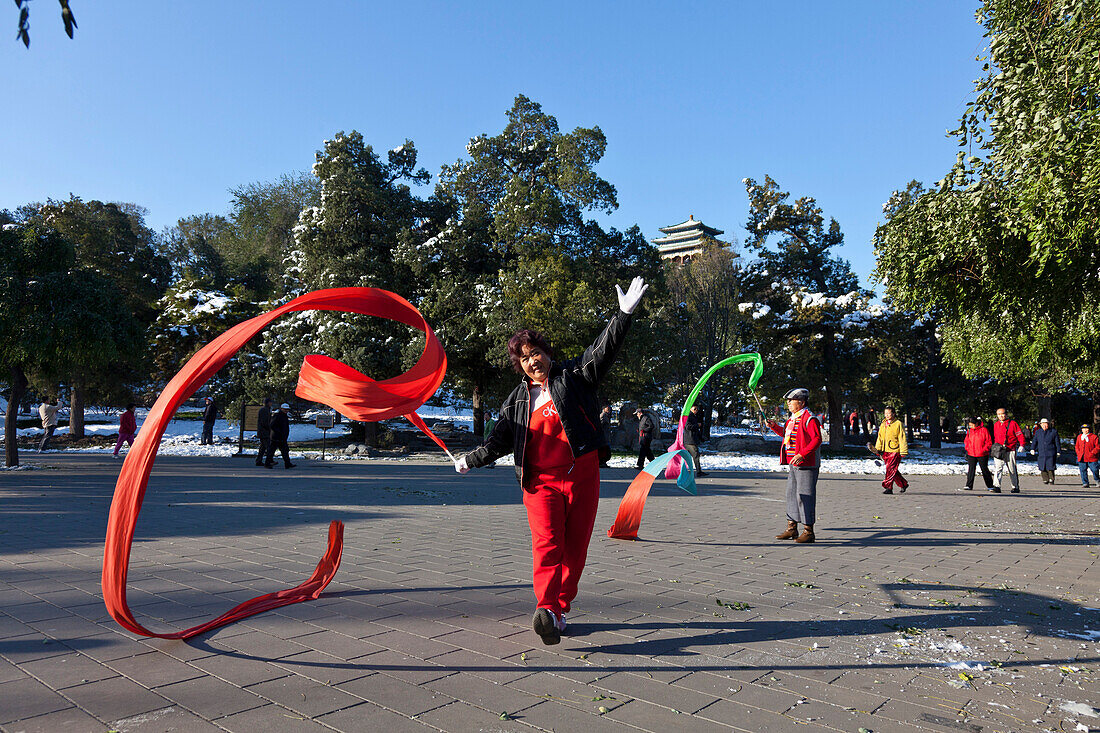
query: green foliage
260 132 430 401
659 244 752 417
14 0 76 48
874 2 1100 388
739 177 870 446
397 95 664 428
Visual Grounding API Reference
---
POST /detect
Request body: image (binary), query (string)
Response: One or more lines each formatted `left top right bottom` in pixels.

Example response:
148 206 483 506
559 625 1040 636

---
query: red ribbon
102 288 448 638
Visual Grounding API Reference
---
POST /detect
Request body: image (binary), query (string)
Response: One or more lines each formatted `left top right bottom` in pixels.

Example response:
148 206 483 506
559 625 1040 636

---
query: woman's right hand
454 456 470 474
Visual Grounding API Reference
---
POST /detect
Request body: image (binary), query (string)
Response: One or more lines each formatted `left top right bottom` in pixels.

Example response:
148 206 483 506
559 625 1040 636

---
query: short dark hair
507 329 553 374
126 403 136 411
968 416 980 426
263 397 272 405
883 405 895 413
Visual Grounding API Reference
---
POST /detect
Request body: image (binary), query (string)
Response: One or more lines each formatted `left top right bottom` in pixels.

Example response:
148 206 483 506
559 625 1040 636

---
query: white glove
616 276 649 314
454 456 469 474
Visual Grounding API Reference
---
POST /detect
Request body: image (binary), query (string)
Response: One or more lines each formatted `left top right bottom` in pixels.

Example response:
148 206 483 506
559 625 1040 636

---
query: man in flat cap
765 387 822 543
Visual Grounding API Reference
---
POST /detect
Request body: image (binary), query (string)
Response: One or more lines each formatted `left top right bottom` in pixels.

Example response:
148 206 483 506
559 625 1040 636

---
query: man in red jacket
992 408 1026 493
1075 424 1100 487
766 387 822 544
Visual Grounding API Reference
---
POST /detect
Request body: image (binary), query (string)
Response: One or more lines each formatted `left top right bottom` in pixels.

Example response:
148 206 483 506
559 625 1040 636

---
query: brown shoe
776 520 798 540
795 525 815 544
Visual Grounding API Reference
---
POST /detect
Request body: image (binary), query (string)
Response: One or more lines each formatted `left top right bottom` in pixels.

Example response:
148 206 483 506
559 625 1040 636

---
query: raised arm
564 277 648 388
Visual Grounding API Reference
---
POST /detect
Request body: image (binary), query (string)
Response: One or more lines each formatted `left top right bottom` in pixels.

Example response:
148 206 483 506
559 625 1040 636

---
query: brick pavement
1 455 1098 732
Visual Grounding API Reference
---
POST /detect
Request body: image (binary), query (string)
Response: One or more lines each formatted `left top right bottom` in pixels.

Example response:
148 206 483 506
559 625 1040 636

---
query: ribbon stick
608 449 697 540
103 288 449 639
665 353 764 480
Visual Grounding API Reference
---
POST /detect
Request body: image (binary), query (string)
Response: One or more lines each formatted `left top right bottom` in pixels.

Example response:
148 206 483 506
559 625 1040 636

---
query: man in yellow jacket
874 406 909 494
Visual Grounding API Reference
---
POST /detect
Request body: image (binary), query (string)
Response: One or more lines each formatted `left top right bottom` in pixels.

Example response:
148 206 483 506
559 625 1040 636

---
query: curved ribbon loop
665 353 764 479
102 288 448 639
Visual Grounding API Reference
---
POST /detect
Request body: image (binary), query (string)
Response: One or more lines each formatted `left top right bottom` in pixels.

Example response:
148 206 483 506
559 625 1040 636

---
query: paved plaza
1 454 1098 732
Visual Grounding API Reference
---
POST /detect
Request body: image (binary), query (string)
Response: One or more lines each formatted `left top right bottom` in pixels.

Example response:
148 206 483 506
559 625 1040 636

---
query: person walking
255 397 272 466
683 403 707 477
1029 417 1060 485
113 403 138 457
1074 423 1100 488
766 387 822 544
992 407 1026 493
963 417 995 491
263 403 295 469
483 410 497 469
598 405 612 467
37 398 60 452
875 406 909 494
635 407 657 469
201 396 218 445
454 276 647 645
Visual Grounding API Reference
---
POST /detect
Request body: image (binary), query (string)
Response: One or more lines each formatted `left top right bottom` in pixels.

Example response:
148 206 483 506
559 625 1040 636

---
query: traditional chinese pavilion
651 215 731 264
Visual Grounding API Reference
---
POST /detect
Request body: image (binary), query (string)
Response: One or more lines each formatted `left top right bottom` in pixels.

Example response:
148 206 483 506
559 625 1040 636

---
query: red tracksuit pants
883 452 908 490
522 451 600 618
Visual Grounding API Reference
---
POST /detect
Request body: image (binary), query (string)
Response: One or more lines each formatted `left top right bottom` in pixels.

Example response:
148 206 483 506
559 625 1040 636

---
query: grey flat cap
783 388 810 401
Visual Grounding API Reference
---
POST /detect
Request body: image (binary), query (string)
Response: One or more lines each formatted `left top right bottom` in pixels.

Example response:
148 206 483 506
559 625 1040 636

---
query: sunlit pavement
1 454 1098 732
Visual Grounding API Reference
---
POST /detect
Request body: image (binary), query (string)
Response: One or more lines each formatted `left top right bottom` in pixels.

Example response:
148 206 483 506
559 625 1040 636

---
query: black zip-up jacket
464 309 633 489
270 410 290 441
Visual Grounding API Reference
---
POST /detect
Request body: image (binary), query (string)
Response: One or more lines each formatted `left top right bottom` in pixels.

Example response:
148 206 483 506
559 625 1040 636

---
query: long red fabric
102 288 448 639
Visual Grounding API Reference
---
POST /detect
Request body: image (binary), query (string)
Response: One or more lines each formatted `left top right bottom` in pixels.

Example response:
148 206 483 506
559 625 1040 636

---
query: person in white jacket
38 399 60 452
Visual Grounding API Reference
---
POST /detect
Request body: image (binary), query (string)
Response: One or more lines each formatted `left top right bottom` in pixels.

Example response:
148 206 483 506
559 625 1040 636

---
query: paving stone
214 704 334 733
245 674 365 718
0 676 74 724
336 671 455 716
415 700 544 732
107 705 225 732
107 651 205 688
0 705 105 733
316 701 438 732
60 676 171 721
152 675 264 718
3 457 1099 733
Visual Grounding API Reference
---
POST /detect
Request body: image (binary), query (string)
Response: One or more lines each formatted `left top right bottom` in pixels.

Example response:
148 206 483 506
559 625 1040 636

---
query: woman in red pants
456 277 648 644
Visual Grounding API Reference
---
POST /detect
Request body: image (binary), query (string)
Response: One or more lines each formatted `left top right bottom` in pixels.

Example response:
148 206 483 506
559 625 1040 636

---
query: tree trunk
927 383 941 449
825 386 843 450
5 366 28 467
472 384 484 440
1092 392 1100 432
70 377 85 440
363 421 377 447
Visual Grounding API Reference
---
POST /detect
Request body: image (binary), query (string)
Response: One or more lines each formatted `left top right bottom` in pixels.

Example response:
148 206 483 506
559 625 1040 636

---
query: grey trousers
993 451 1019 490
684 443 703 473
786 465 818 525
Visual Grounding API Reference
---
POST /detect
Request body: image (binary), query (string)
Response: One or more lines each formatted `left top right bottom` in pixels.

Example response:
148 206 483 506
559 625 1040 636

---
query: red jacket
768 410 822 468
964 423 992 457
119 410 136 435
1076 433 1100 462
993 419 1026 450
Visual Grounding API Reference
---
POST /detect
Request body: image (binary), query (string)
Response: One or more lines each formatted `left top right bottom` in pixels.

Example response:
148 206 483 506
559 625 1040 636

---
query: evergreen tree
739 176 871 448
397 95 663 435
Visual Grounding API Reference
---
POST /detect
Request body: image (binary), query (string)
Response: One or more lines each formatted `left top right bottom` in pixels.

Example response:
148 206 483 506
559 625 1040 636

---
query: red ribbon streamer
102 288 448 639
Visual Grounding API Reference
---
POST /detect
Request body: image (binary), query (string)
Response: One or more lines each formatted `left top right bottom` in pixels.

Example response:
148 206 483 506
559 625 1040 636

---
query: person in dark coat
264 402 295 469
683 403 707 476
635 407 657 469
255 397 272 466
598 405 613 467
201 397 218 445
1029 417 1060 485
455 276 647 646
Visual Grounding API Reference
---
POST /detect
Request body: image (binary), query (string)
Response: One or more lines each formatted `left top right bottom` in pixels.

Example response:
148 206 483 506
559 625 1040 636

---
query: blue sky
3 1 985 287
